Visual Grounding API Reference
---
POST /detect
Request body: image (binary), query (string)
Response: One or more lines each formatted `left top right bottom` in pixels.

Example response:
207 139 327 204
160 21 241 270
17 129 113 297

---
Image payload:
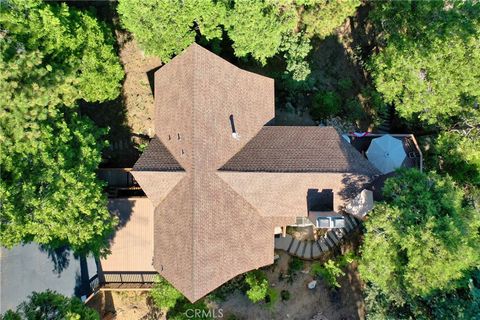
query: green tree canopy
364 270 480 320
117 0 226 62
1 290 99 320
369 1 480 126
431 129 480 187
359 169 480 300
1 0 123 105
0 112 116 253
0 0 122 253
117 0 359 80
226 0 296 65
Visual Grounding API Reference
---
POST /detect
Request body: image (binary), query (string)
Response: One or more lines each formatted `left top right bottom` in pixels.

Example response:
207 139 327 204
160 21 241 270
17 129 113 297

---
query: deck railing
89 271 158 292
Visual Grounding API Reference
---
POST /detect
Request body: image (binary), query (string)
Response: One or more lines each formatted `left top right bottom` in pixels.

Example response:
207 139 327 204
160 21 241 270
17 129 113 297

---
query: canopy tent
366 135 406 174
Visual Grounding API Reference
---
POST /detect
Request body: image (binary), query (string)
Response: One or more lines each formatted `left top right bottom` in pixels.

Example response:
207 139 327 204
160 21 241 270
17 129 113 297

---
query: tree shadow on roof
339 173 371 204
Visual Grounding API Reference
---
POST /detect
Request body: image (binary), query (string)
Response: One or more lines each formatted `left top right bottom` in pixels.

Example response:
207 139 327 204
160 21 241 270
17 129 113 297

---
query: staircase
274 215 360 260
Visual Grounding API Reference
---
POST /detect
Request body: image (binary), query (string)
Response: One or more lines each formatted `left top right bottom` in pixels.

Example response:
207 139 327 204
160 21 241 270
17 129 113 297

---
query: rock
311 312 329 320
308 280 317 289
274 254 280 260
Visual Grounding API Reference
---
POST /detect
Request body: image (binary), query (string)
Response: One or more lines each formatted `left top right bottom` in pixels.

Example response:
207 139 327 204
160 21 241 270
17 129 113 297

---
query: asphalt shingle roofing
221 126 380 175
130 43 379 302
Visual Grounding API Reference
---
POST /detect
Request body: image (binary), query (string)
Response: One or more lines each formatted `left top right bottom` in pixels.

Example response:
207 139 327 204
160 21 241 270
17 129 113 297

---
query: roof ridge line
190 43 198 299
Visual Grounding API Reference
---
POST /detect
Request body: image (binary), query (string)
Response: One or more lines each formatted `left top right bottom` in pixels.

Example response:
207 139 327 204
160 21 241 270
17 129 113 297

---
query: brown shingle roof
133 137 183 171
132 43 277 302
130 43 379 302
221 126 380 176
217 172 372 216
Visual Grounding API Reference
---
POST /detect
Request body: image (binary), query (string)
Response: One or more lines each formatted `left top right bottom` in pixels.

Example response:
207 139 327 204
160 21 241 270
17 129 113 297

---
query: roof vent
229 114 240 140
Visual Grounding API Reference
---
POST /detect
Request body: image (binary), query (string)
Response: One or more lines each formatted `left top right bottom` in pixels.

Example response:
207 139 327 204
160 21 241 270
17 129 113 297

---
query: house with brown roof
95 43 420 302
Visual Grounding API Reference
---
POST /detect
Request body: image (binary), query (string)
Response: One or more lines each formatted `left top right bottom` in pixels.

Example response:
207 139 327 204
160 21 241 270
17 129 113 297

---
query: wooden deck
347 133 423 171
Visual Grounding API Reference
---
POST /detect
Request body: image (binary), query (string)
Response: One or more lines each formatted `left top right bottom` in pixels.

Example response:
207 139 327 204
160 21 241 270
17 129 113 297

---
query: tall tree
369 1 480 126
117 0 360 80
1 290 99 320
225 0 297 65
364 270 480 320
359 169 480 300
117 0 226 62
0 0 122 253
431 128 480 187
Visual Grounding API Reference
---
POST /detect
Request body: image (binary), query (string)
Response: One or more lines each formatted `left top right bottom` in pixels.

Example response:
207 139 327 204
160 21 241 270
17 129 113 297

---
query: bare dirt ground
214 251 365 320
87 291 163 320
115 31 161 137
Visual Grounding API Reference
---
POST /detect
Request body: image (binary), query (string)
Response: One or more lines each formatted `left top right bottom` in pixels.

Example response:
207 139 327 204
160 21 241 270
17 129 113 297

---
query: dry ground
87 291 163 320
115 31 160 137
214 251 365 320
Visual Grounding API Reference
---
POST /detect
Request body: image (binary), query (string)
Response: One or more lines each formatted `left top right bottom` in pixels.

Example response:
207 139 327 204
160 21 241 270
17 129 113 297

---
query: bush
167 299 212 320
281 290 291 301
1 290 99 320
265 288 279 309
208 275 247 302
344 97 364 122
245 270 269 303
151 276 183 312
338 78 353 93
337 251 357 268
311 90 341 120
311 260 345 289
288 257 304 274
310 261 323 277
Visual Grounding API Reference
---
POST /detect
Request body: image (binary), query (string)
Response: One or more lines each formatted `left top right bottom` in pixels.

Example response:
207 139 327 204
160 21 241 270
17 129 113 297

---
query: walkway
274 215 360 259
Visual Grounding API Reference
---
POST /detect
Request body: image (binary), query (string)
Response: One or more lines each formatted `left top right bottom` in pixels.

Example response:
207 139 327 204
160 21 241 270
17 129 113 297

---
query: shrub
312 260 345 289
1 290 99 320
208 275 246 302
337 251 357 268
167 299 212 320
311 90 341 120
344 97 364 122
245 270 269 303
338 78 353 93
310 261 323 277
151 276 183 312
289 257 304 274
281 290 291 301
265 288 279 309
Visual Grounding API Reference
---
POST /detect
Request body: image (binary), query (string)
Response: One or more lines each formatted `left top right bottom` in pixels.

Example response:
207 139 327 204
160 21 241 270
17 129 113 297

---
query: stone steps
288 239 301 255
274 235 293 251
274 214 363 260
